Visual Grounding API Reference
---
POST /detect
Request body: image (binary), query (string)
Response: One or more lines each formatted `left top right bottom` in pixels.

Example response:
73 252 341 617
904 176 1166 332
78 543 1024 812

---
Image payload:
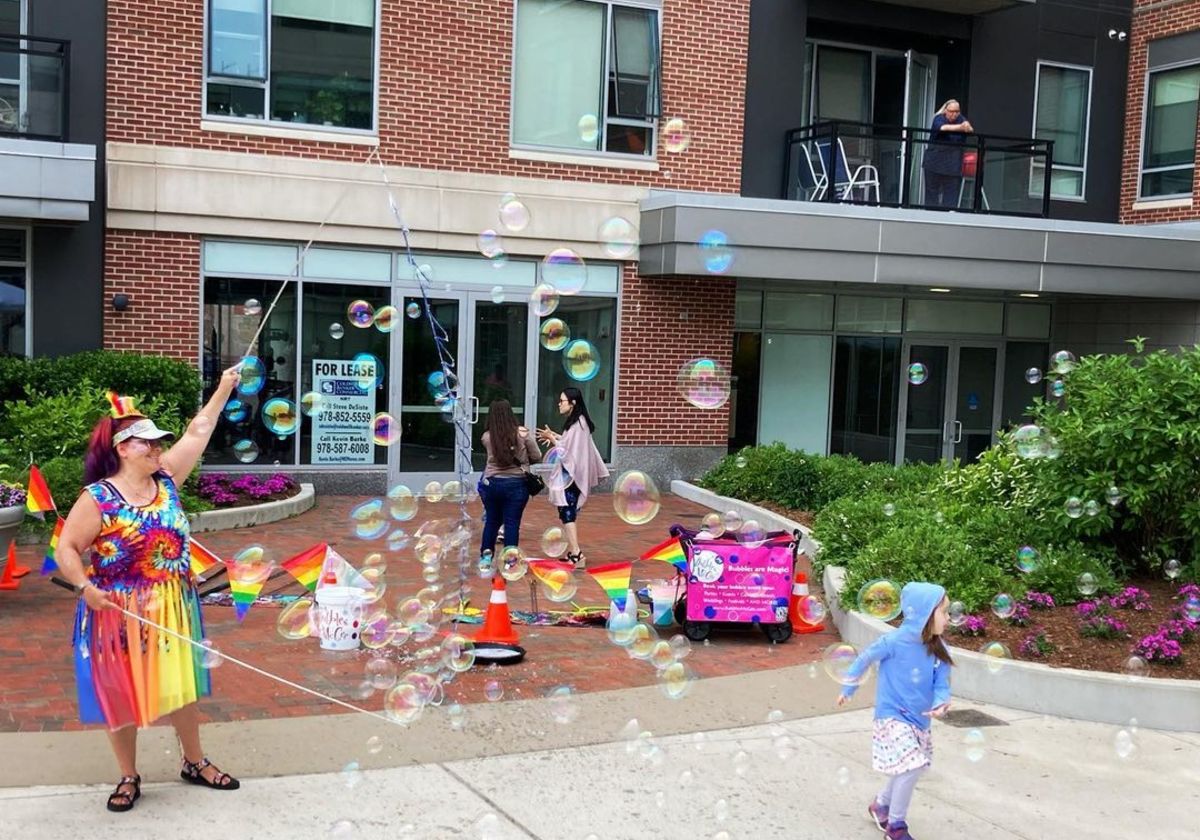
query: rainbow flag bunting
39 517 66 575
528 559 575 593
188 537 223 581
281 543 328 591
228 565 270 622
640 536 687 573
586 561 633 610
25 465 55 519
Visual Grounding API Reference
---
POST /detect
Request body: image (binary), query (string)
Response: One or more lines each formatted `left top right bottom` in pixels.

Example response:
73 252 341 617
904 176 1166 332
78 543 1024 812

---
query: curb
670 480 819 558
823 565 1200 733
188 483 316 533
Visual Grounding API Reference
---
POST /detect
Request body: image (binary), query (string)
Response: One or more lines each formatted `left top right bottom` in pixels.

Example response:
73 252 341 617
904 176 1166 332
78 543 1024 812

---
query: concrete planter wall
187 483 315 533
0 505 22 550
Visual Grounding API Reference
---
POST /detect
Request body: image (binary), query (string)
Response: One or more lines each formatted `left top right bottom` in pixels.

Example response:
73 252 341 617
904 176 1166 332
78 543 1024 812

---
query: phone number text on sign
311 359 377 465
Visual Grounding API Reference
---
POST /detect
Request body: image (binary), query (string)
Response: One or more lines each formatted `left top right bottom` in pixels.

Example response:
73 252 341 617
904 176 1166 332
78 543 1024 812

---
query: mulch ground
945 579 1200 680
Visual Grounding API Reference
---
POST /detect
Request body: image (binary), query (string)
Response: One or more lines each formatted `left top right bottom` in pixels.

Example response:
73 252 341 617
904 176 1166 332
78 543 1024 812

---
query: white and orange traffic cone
789 569 824 634
473 575 520 646
0 541 21 591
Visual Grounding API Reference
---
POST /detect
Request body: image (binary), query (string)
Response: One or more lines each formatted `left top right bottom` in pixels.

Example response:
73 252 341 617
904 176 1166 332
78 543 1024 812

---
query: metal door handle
470 396 480 424
953 420 963 444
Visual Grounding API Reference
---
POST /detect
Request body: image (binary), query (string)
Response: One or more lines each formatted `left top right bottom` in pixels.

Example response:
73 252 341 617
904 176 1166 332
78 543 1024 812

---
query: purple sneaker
886 821 915 840
867 801 889 832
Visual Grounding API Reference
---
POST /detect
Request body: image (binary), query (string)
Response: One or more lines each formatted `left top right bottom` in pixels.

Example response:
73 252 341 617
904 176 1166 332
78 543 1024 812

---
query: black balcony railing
0 35 70 141
783 121 1055 219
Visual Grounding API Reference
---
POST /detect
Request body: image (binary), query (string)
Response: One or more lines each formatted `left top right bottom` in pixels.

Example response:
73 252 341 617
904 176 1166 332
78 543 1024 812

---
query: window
206 0 376 130
1141 65 1200 198
831 336 901 464
512 0 660 156
1032 63 1091 199
536 296 616 459
0 228 27 356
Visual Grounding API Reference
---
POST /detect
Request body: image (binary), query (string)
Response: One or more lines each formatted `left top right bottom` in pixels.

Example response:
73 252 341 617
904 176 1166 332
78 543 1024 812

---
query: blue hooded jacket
840 582 951 730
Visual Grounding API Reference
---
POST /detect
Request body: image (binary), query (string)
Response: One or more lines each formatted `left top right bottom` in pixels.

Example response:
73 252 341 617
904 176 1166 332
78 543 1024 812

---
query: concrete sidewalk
4 696 1197 840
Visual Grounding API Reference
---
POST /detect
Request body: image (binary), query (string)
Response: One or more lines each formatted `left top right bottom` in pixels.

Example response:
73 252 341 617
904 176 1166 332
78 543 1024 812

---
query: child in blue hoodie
836 582 952 840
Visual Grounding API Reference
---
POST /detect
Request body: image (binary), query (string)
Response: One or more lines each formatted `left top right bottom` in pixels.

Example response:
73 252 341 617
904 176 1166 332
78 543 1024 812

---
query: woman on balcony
922 100 974 209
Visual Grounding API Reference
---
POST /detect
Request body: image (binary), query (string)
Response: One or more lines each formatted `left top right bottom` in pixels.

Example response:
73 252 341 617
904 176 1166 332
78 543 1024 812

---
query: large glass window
729 332 761 451
1033 63 1091 199
1001 342 1048 429
202 278 297 466
535 297 616 460
1141 65 1200 198
512 0 660 156
0 228 25 356
830 336 901 464
206 0 376 130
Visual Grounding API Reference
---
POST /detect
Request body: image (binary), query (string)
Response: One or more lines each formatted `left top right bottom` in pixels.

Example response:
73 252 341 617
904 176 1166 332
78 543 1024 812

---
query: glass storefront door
897 341 1002 465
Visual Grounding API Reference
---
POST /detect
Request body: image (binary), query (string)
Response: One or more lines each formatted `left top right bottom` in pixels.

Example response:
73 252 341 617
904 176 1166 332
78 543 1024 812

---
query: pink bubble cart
667 525 800 644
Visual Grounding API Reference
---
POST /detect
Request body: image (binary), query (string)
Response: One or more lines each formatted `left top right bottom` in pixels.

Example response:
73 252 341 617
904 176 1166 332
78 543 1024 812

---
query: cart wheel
763 622 793 643
673 597 688 626
684 620 711 642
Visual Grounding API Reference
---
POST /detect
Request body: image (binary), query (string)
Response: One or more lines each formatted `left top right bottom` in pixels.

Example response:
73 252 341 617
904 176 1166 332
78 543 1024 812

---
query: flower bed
195 473 300 509
947 581 1200 679
0 481 26 508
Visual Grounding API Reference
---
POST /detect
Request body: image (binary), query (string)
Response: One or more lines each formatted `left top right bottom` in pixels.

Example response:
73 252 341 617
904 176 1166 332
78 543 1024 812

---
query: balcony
0 34 94 222
783 121 1055 219
868 0 1034 13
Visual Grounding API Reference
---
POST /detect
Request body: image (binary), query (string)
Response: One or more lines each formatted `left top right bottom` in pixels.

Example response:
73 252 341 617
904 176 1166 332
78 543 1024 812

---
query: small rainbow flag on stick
39 517 65 575
586 561 634 609
528 559 575 593
639 536 688 573
281 543 327 591
25 465 55 520
188 538 222 581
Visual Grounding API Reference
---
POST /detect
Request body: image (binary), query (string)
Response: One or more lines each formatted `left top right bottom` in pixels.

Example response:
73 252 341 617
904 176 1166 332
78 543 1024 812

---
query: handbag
523 469 545 496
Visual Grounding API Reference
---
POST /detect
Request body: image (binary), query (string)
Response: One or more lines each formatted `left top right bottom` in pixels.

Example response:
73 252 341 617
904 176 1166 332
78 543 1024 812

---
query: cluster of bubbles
694 509 769 550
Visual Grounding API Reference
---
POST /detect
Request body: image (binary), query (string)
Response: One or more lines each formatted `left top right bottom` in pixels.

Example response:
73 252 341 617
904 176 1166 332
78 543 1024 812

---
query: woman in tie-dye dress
57 367 242 812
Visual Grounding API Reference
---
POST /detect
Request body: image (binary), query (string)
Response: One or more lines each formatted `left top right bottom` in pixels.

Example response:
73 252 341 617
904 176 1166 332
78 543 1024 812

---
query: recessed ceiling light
1018 293 1040 298
929 288 952 293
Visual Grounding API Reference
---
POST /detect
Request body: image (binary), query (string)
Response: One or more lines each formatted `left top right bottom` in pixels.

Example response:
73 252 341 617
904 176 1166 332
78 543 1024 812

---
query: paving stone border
672 481 1200 733
188 483 316 533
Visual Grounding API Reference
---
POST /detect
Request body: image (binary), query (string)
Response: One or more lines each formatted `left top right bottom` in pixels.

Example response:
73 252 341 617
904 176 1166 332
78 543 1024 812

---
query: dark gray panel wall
741 0 810 199
970 0 1132 223
27 0 104 355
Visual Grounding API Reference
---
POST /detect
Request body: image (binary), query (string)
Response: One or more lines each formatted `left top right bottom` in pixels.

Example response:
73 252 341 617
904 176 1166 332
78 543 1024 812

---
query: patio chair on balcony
814 138 881 203
795 143 828 201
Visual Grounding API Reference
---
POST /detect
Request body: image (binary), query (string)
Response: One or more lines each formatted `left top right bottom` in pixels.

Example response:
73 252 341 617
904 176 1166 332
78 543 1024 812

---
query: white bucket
314 586 365 651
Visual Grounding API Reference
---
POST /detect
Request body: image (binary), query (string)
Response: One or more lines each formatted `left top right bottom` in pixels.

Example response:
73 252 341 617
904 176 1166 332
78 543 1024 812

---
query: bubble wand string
50 576 405 728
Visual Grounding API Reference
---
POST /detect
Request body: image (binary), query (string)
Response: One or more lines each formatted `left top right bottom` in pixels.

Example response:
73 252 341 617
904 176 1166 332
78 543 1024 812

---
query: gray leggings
876 765 926 823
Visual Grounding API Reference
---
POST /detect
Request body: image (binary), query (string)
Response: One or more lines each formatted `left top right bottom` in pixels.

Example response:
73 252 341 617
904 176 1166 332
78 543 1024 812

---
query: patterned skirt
872 717 933 775
73 577 211 730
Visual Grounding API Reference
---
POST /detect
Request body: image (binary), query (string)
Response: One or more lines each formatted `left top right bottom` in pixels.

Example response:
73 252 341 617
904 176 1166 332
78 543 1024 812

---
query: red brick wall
107 0 748 193
1120 0 1200 223
616 265 734 447
105 232 201 362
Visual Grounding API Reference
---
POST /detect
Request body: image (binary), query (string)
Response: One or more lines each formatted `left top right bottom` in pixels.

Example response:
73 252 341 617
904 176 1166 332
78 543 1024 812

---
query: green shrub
810 488 933 581
698 444 820 510
1021 543 1118 604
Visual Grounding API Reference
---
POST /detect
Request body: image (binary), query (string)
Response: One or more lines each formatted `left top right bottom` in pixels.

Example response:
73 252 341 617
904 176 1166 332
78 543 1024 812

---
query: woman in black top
922 100 974 209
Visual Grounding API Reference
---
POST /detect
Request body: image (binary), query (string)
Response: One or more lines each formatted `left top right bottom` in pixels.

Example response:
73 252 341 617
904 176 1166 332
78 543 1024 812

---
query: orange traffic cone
789 569 824 634
472 575 520 645
0 541 21 590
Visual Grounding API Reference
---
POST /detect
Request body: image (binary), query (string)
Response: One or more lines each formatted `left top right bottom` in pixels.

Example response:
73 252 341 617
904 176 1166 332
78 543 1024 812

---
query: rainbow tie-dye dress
73 475 210 729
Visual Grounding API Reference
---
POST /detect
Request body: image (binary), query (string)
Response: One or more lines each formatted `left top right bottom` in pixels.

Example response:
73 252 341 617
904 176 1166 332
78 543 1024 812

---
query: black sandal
106 775 141 812
180 757 241 790
566 552 587 570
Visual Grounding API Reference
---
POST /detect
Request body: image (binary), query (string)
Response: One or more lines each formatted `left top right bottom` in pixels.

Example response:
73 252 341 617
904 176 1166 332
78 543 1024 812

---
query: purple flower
1158 619 1196 644
1109 587 1152 611
1007 602 1032 627
951 614 988 636
0 481 27 508
1075 600 1103 618
1079 615 1128 639
1178 583 1200 601
1132 632 1182 664
1019 628 1054 658
1025 591 1056 610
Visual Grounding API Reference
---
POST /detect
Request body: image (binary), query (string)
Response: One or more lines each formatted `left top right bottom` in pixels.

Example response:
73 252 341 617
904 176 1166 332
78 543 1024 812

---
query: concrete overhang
868 0 1033 14
638 191 1200 301
0 137 96 223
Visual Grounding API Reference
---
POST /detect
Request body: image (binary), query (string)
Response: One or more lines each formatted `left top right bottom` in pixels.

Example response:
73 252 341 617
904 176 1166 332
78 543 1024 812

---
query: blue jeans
478 475 530 556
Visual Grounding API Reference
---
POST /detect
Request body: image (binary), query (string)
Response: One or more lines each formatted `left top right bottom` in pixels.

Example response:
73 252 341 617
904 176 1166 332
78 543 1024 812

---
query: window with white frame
1141 64 1200 198
0 228 28 357
512 0 661 156
1031 62 1091 200
206 0 376 130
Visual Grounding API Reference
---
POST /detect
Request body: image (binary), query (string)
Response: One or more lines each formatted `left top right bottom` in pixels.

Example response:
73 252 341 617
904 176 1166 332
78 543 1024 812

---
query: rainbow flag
281 543 327 591
640 536 687 573
319 546 373 593
528 559 575 593
228 567 270 622
188 537 222 580
586 561 633 609
25 465 55 519
39 517 65 575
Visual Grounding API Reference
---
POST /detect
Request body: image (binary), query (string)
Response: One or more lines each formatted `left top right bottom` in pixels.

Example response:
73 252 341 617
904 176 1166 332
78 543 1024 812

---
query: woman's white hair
935 99 961 117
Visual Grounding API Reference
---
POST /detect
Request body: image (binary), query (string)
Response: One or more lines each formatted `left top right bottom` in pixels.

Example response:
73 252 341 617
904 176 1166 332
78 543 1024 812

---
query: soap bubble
1164 559 1181 580
562 339 601 382
237 357 266 396
423 480 444 503
606 609 638 647
990 593 1015 619
735 455 747 468
739 519 766 547
243 298 262 316
1012 424 1044 458
529 283 560 317
1065 497 1084 519
365 657 398 690
1114 729 1137 760
947 601 966 627
1084 499 1101 517
544 578 578 603
347 300 375 328
1051 379 1066 398
261 398 299 436
907 363 928 385
882 502 896 517
722 510 743 532
276 597 313 640
981 641 1011 674
384 683 423 725
366 735 384 755
198 639 223 669
1039 433 1063 459
374 305 397 333
732 751 749 777
613 470 661 525
659 661 693 699
484 679 504 702
1050 349 1077 375
1024 367 1043 384
649 640 675 670
628 624 658 660
697 229 734 274
361 610 394 649
1076 572 1098 595
232 439 260 464
669 634 692 660
441 633 476 673
577 113 599 143
542 248 587 295
1124 656 1146 677
223 399 248 423
499 196 530 232
388 485 418 521
489 286 505 304
822 642 867 686
856 579 901 621
499 546 528 582
798 596 826 625
541 526 568 558
1182 595 1200 621
677 358 731 409
300 391 325 417
372 413 401 446
405 301 421 319
489 251 508 270
539 318 570 351
548 685 579 724
599 216 638 259
350 499 389 539
1016 546 1039 574
329 322 345 339
1105 485 1123 507
477 229 502 259
964 728 987 762
700 512 724 537
662 117 690 153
